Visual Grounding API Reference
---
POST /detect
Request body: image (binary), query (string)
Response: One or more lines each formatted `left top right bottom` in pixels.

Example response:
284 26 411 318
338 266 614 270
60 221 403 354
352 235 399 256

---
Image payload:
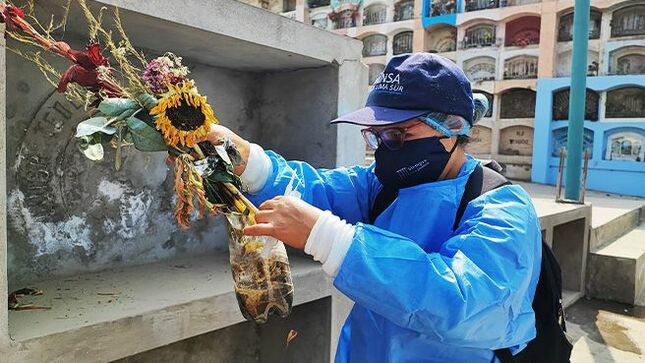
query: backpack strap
452 164 511 231
452 165 483 232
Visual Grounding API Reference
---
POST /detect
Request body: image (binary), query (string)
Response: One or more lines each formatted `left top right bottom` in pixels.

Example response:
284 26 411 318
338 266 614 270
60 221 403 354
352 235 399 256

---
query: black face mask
374 136 458 189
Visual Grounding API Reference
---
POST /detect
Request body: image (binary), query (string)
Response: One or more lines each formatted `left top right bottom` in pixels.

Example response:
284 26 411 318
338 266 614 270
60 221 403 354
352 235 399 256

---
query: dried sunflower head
150 81 218 148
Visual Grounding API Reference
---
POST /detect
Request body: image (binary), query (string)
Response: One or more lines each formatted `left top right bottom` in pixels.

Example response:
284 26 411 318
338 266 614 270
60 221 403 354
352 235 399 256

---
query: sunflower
150 81 218 148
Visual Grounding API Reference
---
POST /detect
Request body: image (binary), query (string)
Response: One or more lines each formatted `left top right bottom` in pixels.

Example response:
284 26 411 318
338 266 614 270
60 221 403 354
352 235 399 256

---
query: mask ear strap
447 136 459 154
436 135 459 154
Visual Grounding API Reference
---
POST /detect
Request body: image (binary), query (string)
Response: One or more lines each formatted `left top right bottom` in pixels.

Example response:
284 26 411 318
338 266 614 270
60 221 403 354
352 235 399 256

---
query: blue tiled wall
532 76 645 197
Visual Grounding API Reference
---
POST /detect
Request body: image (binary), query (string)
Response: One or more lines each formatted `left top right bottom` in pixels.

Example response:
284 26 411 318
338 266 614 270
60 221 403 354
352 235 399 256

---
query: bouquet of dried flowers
1 0 293 324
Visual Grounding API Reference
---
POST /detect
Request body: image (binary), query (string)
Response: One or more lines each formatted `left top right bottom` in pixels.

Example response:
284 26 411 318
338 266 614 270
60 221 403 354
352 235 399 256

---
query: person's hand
195 124 251 176
243 196 323 250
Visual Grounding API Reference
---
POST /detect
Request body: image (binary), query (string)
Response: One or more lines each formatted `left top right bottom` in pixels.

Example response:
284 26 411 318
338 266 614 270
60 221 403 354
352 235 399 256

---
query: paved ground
567 299 645 362
515 183 645 362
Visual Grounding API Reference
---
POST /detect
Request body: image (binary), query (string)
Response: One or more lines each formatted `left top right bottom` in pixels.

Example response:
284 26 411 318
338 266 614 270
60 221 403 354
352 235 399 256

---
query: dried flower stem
6 45 89 106
113 7 147 68
1 1 127 98
174 154 218 229
76 0 148 96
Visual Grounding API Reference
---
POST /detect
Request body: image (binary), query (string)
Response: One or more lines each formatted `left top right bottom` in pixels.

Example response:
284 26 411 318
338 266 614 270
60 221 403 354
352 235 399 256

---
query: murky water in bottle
225 213 293 324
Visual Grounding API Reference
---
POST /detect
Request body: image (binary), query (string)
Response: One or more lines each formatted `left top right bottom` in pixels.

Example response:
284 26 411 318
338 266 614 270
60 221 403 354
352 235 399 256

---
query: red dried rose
58 43 112 94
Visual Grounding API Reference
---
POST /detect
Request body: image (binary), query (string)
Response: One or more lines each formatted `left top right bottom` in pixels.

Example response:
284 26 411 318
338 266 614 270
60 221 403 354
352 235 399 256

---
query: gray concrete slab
7 253 330 362
516 182 645 229
587 223 645 307
596 224 645 260
114 298 332 363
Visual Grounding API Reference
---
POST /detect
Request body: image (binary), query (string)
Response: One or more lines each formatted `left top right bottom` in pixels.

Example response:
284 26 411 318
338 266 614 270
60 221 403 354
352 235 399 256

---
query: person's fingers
194 124 222 144
254 210 274 223
243 223 275 237
259 198 280 211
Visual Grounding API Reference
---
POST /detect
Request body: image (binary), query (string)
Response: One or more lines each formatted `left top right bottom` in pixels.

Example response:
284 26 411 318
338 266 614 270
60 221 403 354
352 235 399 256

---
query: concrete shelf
587 223 645 307
8 253 329 362
563 289 584 309
520 183 593 308
44 0 363 72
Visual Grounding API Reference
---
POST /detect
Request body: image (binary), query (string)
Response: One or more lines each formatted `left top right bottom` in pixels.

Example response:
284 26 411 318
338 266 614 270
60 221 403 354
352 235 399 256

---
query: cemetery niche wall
464 86 535 181
0 0 366 361
532 77 645 197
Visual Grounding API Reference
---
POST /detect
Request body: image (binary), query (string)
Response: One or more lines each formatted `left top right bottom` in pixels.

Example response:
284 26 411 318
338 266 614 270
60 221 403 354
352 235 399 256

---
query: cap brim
330 106 432 126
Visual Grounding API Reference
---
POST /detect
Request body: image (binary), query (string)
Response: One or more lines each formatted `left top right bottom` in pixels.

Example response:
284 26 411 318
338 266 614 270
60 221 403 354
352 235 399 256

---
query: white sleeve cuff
240 143 272 194
304 210 355 277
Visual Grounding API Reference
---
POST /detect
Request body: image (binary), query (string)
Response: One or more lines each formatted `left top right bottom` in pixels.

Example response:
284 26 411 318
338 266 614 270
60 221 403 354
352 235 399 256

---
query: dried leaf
98 97 138 117
78 136 104 161
12 304 51 311
75 116 116 137
126 116 167 152
286 329 298 348
8 287 50 311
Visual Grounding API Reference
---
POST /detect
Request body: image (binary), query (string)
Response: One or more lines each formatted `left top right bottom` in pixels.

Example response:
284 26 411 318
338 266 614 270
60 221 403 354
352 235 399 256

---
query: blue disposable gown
247 151 542 363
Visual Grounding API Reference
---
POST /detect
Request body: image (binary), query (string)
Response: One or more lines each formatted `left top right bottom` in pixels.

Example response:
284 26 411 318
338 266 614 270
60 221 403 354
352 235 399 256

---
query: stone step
587 223 645 306
588 205 644 252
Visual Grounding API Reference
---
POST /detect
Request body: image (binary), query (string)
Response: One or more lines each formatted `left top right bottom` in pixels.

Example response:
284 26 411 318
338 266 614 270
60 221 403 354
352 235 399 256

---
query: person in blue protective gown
197 53 542 363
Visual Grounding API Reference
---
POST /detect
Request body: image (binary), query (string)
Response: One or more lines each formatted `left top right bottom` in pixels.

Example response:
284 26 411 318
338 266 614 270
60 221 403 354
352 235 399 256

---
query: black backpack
369 163 573 363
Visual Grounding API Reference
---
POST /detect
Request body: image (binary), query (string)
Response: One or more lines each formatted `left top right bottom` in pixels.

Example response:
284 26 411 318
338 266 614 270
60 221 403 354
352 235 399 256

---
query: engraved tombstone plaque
7 87 226 283
499 126 534 156
465 125 492 155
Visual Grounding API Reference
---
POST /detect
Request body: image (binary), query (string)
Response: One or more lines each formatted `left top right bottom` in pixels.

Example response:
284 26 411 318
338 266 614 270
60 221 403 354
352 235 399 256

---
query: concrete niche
1 0 366 361
465 125 492 155
499 126 534 156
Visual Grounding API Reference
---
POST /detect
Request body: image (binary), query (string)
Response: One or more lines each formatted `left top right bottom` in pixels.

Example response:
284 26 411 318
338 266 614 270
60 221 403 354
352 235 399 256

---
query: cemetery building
259 0 645 197
426 0 645 197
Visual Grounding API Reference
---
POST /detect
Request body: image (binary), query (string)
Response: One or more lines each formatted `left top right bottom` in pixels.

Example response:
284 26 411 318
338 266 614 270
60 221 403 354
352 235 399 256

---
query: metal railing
500 0 540 7
363 35 388 57
465 0 498 12
430 0 457 17
393 32 414 55
503 57 538 79
394 1 415 21
610 55 645 75
308 0 330 8
606 88 645 118
363 6 387 25
558 12 602 41
610 9 645 37
460 37 500 49
333 10 356 29
462 0 540 13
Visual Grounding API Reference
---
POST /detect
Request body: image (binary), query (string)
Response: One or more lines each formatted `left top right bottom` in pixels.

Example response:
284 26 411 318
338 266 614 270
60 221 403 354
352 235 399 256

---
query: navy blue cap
331 53 474 126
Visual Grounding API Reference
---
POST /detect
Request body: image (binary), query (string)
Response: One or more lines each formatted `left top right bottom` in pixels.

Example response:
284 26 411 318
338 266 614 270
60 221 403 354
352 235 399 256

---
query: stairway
587 207 645 307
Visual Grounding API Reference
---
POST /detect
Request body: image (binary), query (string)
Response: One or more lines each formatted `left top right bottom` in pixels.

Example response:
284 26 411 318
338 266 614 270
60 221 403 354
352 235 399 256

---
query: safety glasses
361 122 426 151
